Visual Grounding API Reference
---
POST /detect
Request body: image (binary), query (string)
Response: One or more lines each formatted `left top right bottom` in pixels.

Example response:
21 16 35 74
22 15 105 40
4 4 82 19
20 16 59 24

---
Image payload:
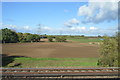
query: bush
48 37 53 42
22 34 40 42
1 28 19 43
81 35 85 37
97 36 118 67
55 37 67 42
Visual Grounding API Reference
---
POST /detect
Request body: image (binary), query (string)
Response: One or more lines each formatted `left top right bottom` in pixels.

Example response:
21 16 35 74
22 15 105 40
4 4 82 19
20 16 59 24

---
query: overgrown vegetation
1 28 41 43
55 36 67 42
1 28 19 43
48 37 53 42
97 33 119 67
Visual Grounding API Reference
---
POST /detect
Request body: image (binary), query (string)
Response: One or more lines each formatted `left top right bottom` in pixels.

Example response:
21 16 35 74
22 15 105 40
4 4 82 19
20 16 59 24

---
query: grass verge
3 57 99 68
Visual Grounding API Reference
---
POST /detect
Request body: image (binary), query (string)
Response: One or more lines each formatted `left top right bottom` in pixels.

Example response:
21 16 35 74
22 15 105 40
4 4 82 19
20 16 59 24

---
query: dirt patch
2 42 99 58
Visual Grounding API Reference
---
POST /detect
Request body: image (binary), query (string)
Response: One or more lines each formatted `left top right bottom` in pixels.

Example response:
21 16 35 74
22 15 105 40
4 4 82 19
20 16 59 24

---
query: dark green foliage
26 34 34 42
117 32 120 67
55 36 67 42
2 56 14 67
98 36 118 67
21 33 31 42
17 33 40 42
81 35 85 37
98 35 102 38
1 28 19 43
48 37 53 42
25 34 40 42
17 32 24 42
0 30 2 43
1 28 41 43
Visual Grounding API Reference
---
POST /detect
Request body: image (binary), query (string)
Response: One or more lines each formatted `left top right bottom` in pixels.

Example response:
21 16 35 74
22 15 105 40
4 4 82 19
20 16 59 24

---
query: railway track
1 67 120 79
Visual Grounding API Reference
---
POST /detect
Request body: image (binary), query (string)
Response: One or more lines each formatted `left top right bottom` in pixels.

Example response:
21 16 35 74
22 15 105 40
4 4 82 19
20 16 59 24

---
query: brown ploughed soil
2 42 99 58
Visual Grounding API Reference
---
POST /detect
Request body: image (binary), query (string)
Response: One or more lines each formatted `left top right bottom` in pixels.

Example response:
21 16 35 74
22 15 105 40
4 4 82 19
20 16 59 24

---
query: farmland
67 37 101 43
2 37 101 68
2 42 99 58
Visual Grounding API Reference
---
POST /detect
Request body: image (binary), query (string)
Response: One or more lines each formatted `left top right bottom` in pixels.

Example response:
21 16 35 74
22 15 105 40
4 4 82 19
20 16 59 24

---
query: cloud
89 27 97 30
78 1 118 23
41 26 52 31
2 24 17 30
69 18 79 24
36 26 53 34
0 22 3 29
81 27 86 30
64 22 72 27
93 27 118 36
1 24 34 33
23 26 31 31
64 18 80 27
70 26 81 30
1 23 117 36
70 26 86 31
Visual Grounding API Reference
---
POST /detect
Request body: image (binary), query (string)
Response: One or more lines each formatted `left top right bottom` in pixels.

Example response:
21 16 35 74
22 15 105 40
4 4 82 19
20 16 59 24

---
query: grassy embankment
4 57 98 68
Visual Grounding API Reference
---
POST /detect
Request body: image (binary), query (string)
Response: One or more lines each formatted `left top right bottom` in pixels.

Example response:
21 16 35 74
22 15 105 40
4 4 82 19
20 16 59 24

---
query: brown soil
2 42 100 58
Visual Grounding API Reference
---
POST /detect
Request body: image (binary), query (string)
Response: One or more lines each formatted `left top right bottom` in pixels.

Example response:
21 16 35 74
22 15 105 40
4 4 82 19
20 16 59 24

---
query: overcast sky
1 1 118 36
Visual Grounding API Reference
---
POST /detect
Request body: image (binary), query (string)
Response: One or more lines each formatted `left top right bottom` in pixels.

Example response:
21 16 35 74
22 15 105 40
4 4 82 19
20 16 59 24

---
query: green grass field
4 57 99 68
67 37 101 43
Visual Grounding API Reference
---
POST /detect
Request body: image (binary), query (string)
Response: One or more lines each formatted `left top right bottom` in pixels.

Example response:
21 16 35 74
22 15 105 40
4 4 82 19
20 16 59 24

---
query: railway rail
1 67 120 79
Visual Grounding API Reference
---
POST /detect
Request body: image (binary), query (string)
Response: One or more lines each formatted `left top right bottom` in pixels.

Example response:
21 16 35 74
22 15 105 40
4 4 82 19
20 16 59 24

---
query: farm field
2 38 101 68
67 37 101 43
2 42 99 58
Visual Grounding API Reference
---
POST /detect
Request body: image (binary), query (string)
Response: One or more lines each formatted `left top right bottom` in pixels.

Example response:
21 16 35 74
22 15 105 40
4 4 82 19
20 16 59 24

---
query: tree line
0 28 41 43
0 28 67 43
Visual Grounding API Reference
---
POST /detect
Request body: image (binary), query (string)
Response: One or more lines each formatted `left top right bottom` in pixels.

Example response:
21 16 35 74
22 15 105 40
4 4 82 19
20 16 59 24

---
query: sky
1 1 118 36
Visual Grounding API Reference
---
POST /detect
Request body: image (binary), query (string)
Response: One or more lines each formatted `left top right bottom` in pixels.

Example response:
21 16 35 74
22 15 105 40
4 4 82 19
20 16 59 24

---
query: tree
81 35 85 37
0 30 2 43
26 34 40 42
26 34 34 42
98 35 101 38
97 36 118 67
33 34 40 42
55 36 67 42
22 33 31 42
23 33 31 37
48 37 53 42
116 32 120 67
17 32 24 42
1 28 19 43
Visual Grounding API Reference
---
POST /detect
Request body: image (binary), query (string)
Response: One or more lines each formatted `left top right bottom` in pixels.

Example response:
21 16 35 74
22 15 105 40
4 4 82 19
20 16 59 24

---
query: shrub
81 35 85 37
97 36 118 67
8 63 22 67
48 37 53 42
55 37 66 42
24 34 40 42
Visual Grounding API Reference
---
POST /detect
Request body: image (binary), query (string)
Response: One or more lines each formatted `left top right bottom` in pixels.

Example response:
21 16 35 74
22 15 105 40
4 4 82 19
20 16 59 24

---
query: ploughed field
2 42 99 58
